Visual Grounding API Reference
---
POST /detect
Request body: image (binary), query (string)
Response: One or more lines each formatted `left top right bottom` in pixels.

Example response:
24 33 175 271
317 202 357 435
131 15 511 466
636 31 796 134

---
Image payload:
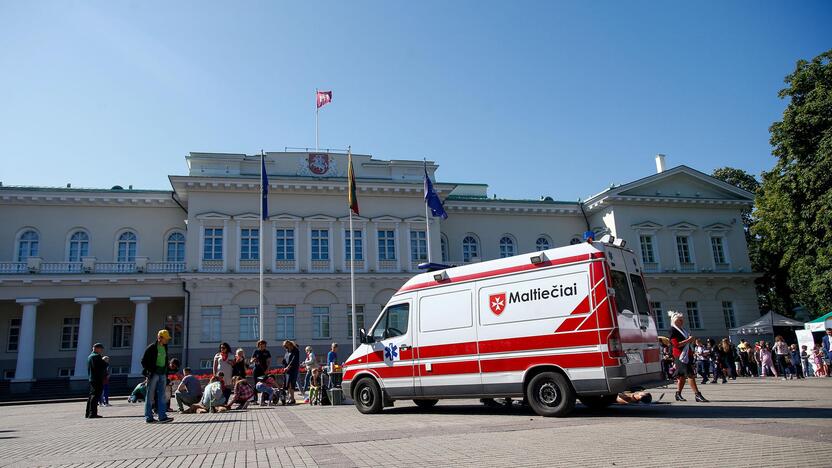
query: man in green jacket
140 329 173 423
86 343 107 418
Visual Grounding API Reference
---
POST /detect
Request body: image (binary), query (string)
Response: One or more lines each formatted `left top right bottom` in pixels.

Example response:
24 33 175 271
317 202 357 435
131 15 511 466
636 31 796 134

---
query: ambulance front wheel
353 378 383 414
526 372 576 417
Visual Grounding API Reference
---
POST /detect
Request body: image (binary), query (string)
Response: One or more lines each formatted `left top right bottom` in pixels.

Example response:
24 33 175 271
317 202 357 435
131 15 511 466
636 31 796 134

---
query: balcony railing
679 263 696 272
714 263 731 272
146 262 185 273
0 262 28 274
40 262 83 274
94 262 137 274
642 262 659 273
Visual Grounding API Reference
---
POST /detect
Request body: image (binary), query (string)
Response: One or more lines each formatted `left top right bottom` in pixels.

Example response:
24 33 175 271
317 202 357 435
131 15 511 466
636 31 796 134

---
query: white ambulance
342 236 664 417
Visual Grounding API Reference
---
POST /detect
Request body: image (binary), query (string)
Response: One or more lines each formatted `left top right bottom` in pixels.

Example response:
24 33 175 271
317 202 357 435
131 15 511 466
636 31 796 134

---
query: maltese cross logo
489 293 506 315
384 344 399 361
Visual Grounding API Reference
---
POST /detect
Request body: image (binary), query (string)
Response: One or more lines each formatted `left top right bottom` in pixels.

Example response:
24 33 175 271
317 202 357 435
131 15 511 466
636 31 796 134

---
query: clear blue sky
1 1 829 200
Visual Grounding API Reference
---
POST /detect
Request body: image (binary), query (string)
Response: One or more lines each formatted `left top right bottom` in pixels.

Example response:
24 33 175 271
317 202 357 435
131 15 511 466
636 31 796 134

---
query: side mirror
359 328 370 344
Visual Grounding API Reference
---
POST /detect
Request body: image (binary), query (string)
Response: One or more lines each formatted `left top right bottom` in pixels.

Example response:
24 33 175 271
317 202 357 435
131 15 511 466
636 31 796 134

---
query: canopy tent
729 311 805 336
805 311 832 332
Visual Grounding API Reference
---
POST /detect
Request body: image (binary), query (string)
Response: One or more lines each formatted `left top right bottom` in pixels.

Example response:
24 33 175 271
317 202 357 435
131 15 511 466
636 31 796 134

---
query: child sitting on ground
255 374 277 406
308 368 322 405
128 378 147 403
229 376 254 409
198 375 227 413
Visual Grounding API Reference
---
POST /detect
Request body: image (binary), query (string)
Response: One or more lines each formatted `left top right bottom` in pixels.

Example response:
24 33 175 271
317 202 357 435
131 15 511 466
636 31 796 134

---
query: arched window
499 236 515 258
166 232 185 262
440 235 449 263
462 235 479 262
68 231 89 262
117 231 137 262
17 230 39 261
535 236 551 251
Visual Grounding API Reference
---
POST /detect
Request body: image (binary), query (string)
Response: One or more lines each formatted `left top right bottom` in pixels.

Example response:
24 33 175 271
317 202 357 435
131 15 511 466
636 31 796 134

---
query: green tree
710 167 793 315
754 49 832 318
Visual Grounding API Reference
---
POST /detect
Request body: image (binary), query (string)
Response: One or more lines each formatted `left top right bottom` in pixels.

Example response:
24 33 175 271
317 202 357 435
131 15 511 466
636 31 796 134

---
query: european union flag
261 152 269 220
424 164 448 220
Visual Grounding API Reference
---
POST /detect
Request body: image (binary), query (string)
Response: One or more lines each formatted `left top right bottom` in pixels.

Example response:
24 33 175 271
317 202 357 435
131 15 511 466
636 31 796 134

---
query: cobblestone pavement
0 378 830 467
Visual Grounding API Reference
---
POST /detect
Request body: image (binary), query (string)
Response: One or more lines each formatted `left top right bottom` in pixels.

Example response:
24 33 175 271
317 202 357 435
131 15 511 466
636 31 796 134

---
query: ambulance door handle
400 345 411 351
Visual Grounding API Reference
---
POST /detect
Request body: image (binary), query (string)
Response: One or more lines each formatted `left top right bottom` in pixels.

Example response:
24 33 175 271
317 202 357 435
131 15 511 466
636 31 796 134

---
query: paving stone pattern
0 378 830 467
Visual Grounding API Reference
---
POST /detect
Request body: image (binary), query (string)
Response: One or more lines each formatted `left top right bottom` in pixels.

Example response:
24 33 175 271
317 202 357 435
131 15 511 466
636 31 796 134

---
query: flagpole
259 150 265 341
424 160 433 263
315 88 319 151
349 147 357 352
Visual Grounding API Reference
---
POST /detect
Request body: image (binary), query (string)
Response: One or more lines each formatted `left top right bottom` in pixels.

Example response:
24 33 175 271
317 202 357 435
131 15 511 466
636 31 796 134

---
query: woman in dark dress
282 340 300 405
231 348 248 380
668 310 708 402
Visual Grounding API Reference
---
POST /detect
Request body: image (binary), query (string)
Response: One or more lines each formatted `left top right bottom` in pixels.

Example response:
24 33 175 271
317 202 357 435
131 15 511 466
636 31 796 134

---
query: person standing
327 342 340 388
174 367 202 413
100 356 111 407
251 340 272 384
694 339 709 385
823 328 832 376
231 348 247 380
302 345 318 401
85 343 107 419
282 340 300 405
773 336 790 380
141 329 173 424
668 311 707 402
212 342 234 389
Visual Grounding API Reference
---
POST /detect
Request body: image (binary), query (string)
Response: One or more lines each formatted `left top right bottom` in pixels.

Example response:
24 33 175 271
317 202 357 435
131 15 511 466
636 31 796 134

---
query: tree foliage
754 49 832 318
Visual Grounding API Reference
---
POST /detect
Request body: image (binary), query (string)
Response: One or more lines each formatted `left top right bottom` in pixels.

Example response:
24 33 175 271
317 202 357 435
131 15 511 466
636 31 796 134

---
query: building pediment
703 222 733 232
337 215 369 222
631 220 663 231
667 221 698 231
371 215 403 223
195 211 231 220
233 212 260 220
270 214 302 221
304 214 337 222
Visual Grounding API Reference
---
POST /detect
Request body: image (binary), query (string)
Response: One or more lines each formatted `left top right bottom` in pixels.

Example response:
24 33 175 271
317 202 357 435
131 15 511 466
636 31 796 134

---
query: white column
72 297 98 380
13 298 41 382
129 296 152 376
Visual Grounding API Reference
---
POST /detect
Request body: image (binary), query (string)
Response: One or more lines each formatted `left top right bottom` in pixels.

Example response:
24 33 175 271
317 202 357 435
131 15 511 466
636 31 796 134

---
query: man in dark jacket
86 343 107 418
140 329 173 423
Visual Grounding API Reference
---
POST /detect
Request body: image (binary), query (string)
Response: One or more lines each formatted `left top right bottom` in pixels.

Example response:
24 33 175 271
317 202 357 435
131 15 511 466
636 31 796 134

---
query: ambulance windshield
609 270 635 314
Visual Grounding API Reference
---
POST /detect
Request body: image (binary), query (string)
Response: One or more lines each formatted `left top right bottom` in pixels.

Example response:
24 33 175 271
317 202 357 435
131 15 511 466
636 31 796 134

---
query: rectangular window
239 307 259 341
345 230 364 261
7 318 21 352
410 231 427 262
629 274 651 316
311 229 330 261
711 237 726 264
313 306 330 339
371 303 410 341
378 230 396 261
201 307 221 342
651 301 665 329
57 368 74 378
165 314 183 347
722 301 736 329
199 359 213 370
61 317 80 350
276 306 295 340
240 228 260 261
676 236 692 265
685 301 702 329
347 305 365 338
203 228 223 261
609 270 635 315
112 317 132 349
639 235 655 264
275 229 295 260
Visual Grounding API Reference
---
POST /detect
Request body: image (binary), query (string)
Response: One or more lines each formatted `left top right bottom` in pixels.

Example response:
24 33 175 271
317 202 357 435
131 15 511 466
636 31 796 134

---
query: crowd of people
663 316 832 402
86 329 343 422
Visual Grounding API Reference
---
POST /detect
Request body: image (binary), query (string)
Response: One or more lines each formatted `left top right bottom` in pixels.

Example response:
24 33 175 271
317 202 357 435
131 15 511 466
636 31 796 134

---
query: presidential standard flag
348 150 359 215
424 164 447 219
261 152 269 220
317 90 332 109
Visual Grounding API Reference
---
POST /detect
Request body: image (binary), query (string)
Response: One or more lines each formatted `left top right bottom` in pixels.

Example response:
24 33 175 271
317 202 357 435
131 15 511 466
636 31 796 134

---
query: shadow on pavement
174 419 246 424
383 402 832 419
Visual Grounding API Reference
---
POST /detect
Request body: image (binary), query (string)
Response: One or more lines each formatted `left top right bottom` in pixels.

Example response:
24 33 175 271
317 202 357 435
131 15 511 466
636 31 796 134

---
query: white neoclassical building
0 151 758 394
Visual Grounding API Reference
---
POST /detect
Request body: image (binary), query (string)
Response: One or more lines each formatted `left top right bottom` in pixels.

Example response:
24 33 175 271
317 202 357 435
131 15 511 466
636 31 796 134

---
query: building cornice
0 189 177 207
585 195 753 213
445 200 581 216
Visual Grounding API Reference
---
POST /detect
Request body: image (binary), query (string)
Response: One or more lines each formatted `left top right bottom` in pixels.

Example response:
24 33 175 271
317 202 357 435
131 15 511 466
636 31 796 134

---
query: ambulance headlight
613 238 627 248
530 253 547 264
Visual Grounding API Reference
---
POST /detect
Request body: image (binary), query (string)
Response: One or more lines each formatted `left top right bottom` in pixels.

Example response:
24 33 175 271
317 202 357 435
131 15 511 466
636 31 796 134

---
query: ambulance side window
371 303 410 341
629 274 651 316
609 270 635 314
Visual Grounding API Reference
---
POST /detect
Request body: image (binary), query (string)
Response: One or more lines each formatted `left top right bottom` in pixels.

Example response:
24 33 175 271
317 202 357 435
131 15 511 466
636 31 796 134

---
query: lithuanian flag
348 148 359 215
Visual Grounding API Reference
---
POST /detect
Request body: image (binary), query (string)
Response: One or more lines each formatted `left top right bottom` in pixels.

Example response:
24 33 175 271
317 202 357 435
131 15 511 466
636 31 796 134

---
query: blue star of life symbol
384 343 399 361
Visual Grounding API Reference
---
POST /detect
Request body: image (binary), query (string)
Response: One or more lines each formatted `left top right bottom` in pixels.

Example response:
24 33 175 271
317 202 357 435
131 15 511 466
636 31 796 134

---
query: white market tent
804 311 832 332
729 311 805 336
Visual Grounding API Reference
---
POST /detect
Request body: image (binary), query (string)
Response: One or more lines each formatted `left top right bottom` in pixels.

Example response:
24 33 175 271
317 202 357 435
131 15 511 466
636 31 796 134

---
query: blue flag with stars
424 163 448 220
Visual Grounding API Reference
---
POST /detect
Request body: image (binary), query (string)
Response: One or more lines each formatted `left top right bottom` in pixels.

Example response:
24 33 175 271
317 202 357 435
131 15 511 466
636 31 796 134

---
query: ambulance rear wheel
579 395 617 410
526 372 575 417
413 399 438 408
354 378 383 414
